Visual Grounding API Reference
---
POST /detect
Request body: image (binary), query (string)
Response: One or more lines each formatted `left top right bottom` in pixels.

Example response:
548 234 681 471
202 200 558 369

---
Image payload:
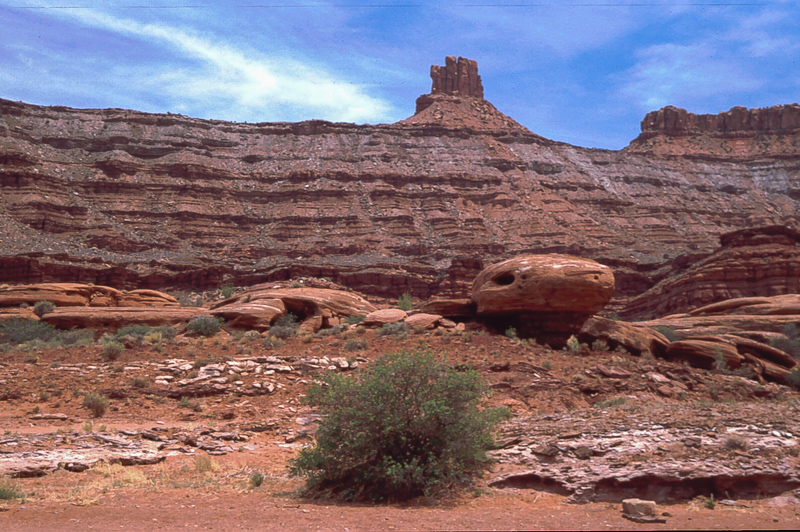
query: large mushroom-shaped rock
472 255 614 315
471 255 614 344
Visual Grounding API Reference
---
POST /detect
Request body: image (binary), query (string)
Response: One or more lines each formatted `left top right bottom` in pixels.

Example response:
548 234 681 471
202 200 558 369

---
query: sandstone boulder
0 283 178 308
419 298 476 318
210 287 376 330
363 309 407 326
41 307 207 329
472 255 614 316
209 299 286 331
578 317 670 357
665 339 745 370
404 313 441 331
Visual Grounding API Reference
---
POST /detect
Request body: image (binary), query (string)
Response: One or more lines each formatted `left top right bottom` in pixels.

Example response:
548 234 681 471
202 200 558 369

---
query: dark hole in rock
489 473 572 496
493 272 515 286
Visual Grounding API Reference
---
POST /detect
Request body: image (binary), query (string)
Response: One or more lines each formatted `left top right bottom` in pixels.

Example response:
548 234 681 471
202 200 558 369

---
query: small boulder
363 309 408 326
405 313 441 330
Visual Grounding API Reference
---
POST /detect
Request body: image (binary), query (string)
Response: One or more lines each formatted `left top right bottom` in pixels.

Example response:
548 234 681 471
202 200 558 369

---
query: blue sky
1 1 798 149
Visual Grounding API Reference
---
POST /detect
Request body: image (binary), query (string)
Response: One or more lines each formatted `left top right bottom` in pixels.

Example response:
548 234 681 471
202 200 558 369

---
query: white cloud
621 43 762 110
14 3 394 123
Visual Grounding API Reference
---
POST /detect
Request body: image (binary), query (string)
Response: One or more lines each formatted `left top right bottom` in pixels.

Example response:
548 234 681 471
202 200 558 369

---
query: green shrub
101 341 125 361
504 327 518 340
262 337 285 349
269 314 299 339
249 471 265 488
787 367 800 390
0 318 58 345
770 324 800 360
345 315 365 325
186 315 224 336
343 338 368 351
290 350 509 501
654 325 680 342
397 292 413 311
111 324 177 344
59 328 95 347
0 476 25 502
33 300 56 318
378 322 410 337
83 392 109 418
316 326 344 339
220 283 236 299
131 377 151 389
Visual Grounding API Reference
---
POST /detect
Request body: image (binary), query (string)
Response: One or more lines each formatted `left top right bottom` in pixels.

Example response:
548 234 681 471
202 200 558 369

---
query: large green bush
290 350 509 501
0 318 58 345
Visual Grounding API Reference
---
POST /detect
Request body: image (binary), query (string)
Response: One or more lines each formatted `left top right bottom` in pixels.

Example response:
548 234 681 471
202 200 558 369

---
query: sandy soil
1 329 799 530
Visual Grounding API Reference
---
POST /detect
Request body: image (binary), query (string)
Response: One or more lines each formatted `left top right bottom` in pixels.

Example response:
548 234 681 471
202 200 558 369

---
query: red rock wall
2 97 800 302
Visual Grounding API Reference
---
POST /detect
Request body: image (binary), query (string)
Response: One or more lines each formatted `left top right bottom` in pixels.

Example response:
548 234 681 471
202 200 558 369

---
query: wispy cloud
8 2 394 123
621 43 761 110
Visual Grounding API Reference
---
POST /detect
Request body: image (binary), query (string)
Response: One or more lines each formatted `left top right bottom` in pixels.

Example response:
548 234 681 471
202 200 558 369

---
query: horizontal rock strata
2 60 800 302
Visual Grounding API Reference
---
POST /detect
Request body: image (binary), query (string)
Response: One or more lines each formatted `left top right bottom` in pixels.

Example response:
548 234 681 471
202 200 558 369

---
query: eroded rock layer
2 63 800 300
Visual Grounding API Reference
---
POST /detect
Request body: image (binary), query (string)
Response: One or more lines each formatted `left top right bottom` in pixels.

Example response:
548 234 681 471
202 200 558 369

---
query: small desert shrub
290 350 509 501
378 322 410 337
504 326 518 340
0 476 25 501
594 397 627 409
788 367 800 390
591 339 610 352
131 377 151 389
654 325 680 342
178 293 204 307
262 337 285 349
343 338 368 351
83 392 110 418
316 326 344 339
33 300 56 318
1 318 58 345
397 292 414 311
101 341 125 361
724 435 749 451
249 471 265 488
178 397 202 412
111 324 176 344
565 335 582 352
770 323 800 360
268 313 300 339
345 315 365 325
220 283 236 299
712 349 755 379
194 455 217 473
187 315 224 337
699 494 716 510
59 328 95 347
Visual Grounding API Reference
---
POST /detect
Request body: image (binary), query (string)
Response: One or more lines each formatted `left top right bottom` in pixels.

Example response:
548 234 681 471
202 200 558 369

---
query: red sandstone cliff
2 59 800 304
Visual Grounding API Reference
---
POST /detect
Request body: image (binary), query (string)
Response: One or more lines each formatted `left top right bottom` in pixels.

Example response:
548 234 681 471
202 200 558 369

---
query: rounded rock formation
472 254 614 316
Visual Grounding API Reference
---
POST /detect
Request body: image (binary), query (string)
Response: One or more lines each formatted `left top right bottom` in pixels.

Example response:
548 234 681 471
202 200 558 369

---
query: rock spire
429 56 483 98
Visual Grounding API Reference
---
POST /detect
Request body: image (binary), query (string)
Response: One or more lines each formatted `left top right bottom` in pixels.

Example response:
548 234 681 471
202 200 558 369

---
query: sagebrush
290 350 509 501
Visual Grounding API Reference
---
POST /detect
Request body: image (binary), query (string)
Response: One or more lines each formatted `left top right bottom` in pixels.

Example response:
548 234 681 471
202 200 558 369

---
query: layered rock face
628 104 800 158
622 226 800 319
2 58 800 303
